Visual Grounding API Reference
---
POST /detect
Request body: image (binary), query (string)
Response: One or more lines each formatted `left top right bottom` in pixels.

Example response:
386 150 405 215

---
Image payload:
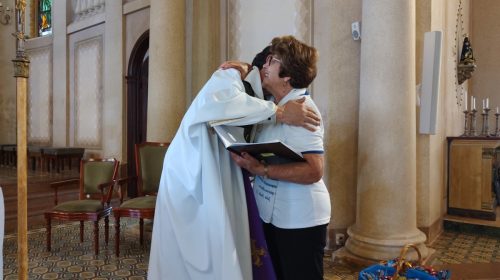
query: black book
213 125 305 164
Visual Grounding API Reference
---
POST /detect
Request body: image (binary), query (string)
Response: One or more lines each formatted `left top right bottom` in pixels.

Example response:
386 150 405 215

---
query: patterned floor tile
3 214 500 278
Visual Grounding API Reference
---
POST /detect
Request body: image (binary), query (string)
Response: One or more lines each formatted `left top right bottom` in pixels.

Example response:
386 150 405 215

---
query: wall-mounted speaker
351 21 361 41
419 31 442 135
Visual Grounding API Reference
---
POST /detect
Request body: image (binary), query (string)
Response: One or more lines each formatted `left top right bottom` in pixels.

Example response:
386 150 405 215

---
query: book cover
213 125 305 164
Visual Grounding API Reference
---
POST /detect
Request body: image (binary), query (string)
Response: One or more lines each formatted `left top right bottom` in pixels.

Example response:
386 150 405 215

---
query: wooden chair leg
105 216 109 245
115 216 120 257
94 221 99 255
46 216 51 251
140 218 144 246
80 221 84 242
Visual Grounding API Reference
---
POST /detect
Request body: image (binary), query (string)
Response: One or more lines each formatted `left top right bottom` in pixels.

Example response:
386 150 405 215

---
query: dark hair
251 46 271 70
270 36 318 88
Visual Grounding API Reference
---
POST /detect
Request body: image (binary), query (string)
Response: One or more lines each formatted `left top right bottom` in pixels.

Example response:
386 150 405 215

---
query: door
126 30 149 197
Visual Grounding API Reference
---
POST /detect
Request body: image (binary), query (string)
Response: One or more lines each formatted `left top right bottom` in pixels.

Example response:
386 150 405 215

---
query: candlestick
480 108 491 137
469 109 477 136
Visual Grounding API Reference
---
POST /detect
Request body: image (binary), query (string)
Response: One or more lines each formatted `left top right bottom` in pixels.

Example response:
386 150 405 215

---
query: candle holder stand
493 113 500 137
480 108 491 137
469 109 477 136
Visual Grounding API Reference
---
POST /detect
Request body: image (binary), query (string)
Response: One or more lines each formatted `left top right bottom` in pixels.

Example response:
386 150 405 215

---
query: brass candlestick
480 108 491 137
461 110 470 136
469 109 477 136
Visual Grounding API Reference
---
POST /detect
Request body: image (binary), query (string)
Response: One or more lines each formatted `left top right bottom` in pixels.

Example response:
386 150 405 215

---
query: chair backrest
80 158 119 200
135 142 169 196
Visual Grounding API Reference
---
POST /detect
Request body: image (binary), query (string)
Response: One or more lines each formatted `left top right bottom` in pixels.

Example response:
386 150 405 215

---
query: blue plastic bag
359 263 451 280
358 244 451 280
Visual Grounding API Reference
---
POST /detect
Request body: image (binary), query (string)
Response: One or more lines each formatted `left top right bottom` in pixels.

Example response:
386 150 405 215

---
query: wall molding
27 45 53 145
73 35 103 148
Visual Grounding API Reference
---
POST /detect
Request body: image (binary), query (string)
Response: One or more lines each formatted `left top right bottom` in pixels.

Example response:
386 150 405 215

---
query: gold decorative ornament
12 56 29 78
250 239 267 267
12 0 26 40
12 0 29 77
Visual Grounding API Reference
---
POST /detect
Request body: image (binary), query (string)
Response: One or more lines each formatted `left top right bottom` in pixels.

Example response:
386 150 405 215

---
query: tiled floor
430 225 500 265
2 165 500 279
323 218 500 279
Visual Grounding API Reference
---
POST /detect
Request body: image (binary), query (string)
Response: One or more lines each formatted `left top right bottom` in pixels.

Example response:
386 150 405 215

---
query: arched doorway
126 30 149 197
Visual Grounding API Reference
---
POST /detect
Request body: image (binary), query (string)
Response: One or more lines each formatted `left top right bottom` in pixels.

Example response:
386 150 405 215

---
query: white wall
229 0 311 63
471 0 500 130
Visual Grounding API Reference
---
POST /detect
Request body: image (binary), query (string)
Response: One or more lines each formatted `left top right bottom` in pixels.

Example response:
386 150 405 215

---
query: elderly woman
231 35 331 280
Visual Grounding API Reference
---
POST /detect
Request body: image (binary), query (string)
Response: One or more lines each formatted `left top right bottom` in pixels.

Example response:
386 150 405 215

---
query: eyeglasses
266 55 282 66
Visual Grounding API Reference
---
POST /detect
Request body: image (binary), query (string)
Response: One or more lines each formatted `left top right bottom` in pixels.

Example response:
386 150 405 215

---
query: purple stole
242 169 276 280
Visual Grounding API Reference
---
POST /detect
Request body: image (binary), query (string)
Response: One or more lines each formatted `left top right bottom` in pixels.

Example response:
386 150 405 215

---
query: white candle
464 95 468 111
482 99 486 109
497 107 499 114
486 98 489 109
472 97 476 110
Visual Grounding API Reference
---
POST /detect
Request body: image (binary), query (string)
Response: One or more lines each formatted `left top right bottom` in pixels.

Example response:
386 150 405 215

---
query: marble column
147 0 186 142
104 0 123 159
344 0 428 261
52 0 67 146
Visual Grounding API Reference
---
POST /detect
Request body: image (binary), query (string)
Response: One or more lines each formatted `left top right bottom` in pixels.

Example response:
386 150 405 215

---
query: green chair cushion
120 196 156 209
54 200 104 212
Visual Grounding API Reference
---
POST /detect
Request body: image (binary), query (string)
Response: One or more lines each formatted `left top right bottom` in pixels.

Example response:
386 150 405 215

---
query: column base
343 227 429 262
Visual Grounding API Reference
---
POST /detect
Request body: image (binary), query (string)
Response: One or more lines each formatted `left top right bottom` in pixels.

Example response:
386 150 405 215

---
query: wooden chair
45 158 119 255
113 142 169 256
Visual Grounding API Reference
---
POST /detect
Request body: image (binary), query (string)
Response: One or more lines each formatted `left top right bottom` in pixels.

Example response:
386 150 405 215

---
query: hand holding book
213 125 305 165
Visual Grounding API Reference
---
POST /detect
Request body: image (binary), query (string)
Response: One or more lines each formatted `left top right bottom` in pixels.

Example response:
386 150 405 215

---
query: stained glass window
38 0 51 36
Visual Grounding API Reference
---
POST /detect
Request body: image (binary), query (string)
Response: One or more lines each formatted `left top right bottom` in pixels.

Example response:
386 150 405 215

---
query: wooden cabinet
447 137 499 220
